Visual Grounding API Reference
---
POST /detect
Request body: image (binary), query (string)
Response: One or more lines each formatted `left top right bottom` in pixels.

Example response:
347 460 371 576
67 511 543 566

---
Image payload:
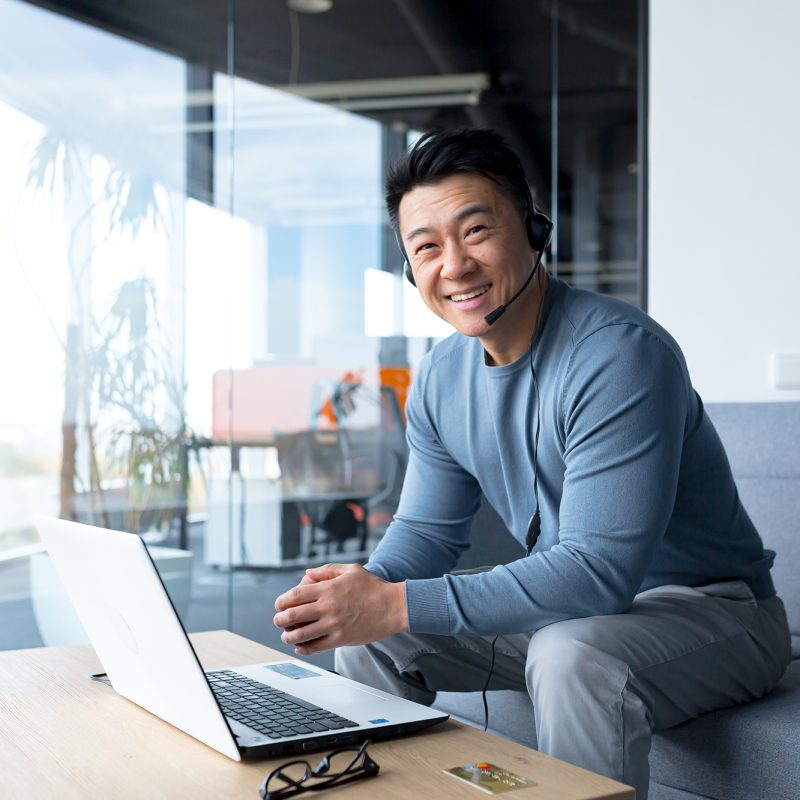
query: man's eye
467 225 486 236
416 242 435 254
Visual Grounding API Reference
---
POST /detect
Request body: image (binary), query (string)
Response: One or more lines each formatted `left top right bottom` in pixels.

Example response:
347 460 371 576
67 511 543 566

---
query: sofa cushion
705 403 800 637
648 783 709 800
649 659 800 800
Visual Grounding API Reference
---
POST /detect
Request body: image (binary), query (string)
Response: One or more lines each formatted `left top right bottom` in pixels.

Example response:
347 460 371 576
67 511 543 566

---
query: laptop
32 515 448 761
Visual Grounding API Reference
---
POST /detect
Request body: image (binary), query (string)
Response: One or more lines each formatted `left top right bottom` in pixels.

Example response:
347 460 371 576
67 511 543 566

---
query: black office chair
274 384 407 559
274 428 373 558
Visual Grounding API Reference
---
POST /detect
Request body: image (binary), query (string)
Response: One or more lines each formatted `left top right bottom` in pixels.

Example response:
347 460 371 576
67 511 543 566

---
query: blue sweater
366 277 776 636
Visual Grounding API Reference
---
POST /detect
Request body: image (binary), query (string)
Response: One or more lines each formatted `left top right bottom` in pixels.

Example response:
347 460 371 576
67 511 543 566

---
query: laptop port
340 735 354 742
302 741 318 751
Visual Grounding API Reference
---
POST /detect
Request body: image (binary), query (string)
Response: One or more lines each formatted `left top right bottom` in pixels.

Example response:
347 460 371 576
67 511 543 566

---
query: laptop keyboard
207 670 358 740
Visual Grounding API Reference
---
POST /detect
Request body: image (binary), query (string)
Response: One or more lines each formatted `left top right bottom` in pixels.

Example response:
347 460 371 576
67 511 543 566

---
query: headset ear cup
527 210 554 254
395 228 416 286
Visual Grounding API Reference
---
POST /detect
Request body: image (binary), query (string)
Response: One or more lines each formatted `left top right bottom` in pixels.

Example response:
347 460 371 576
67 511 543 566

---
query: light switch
770 353 800 389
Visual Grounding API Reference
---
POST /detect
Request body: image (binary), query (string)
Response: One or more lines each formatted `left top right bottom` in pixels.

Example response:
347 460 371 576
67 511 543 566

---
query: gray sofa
434 402 800 800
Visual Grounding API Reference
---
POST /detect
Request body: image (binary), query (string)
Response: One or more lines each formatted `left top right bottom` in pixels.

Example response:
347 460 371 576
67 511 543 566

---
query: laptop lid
33 515 241 760
33 515 448 760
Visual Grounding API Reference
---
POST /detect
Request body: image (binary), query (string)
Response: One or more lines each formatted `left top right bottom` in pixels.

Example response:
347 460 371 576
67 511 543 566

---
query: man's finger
274 582 319 612
304 563 348 582
281 619 329 647
293 635 332 657
283 622 312 632
273 598 321 629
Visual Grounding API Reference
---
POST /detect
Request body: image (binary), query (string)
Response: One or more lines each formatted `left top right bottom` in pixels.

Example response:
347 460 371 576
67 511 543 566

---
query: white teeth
451 285 490 302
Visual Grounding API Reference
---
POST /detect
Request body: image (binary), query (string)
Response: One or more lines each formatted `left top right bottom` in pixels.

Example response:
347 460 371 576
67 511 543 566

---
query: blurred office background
1 0 796 666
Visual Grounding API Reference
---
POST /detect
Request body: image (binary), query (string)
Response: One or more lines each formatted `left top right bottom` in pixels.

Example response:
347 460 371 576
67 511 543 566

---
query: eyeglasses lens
264 760 312 797
275 762 312 784
318 747 367 778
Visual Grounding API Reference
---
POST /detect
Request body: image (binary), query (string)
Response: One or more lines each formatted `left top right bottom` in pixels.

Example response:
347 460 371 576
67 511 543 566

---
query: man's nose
439 241 474 281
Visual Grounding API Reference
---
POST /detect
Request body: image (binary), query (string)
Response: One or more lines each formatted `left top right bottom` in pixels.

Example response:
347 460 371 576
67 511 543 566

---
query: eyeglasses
258 739 380 799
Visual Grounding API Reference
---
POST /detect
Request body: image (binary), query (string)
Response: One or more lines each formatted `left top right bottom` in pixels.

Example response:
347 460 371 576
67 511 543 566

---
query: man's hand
273 563 408 656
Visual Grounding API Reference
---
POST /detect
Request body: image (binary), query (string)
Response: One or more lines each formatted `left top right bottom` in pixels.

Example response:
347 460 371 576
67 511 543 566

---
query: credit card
444 762 533 794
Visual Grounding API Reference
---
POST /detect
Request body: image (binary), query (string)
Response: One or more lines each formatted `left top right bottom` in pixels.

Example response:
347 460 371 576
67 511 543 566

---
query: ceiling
24 0 640 210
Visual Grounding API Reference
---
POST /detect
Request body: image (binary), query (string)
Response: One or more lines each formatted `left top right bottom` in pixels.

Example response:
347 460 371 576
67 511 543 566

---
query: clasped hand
273 563 408 656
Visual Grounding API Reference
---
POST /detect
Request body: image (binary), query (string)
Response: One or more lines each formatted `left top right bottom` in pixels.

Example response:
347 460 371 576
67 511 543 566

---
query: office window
0 0 189 648
1 0 644 660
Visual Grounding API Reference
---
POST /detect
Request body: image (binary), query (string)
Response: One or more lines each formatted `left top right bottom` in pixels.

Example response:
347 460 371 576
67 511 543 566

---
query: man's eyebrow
456 203 492 221
406 204 492 242
406 225 431 242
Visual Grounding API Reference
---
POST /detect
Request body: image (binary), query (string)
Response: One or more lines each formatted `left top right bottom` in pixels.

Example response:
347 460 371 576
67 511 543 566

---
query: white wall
648 0 800 402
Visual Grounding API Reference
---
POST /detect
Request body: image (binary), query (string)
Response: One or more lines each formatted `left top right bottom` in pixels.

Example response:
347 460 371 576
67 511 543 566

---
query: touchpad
305 684 388 710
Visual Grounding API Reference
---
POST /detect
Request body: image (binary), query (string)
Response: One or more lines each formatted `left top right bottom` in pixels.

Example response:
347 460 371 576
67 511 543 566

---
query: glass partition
0 0 191 648
0 0 643 665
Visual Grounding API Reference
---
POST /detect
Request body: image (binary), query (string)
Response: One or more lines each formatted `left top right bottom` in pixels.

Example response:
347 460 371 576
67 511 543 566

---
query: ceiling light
273 72 490 112
287 0 333 13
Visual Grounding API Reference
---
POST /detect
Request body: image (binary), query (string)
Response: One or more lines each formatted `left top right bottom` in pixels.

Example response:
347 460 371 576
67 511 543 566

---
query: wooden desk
0 631 634 799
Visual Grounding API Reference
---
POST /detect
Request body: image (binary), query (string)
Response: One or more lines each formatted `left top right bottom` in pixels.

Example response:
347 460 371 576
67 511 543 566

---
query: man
274 128 790 798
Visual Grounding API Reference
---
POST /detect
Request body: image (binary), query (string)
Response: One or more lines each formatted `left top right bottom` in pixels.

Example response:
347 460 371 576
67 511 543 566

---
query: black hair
384 128 532 231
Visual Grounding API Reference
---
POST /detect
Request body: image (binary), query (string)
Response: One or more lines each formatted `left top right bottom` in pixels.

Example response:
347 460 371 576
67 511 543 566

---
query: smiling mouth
450 284 491 302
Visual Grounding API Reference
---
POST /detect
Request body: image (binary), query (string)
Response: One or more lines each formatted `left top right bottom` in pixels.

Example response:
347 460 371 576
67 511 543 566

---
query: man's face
398 173 535 342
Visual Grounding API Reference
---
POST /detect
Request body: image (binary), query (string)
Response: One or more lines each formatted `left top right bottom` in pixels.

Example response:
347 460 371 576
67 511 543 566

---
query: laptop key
316 719 346 730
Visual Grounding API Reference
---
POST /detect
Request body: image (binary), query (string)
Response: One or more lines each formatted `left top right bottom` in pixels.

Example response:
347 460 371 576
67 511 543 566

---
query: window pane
0 0 189 647
1 0 643 659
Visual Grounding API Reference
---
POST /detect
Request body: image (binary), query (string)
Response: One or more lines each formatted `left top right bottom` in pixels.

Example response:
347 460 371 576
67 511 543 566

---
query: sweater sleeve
364 358 482 620
403 324 690 635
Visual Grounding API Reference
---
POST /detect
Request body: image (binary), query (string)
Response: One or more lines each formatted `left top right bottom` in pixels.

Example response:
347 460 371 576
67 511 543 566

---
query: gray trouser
335 581 791 800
